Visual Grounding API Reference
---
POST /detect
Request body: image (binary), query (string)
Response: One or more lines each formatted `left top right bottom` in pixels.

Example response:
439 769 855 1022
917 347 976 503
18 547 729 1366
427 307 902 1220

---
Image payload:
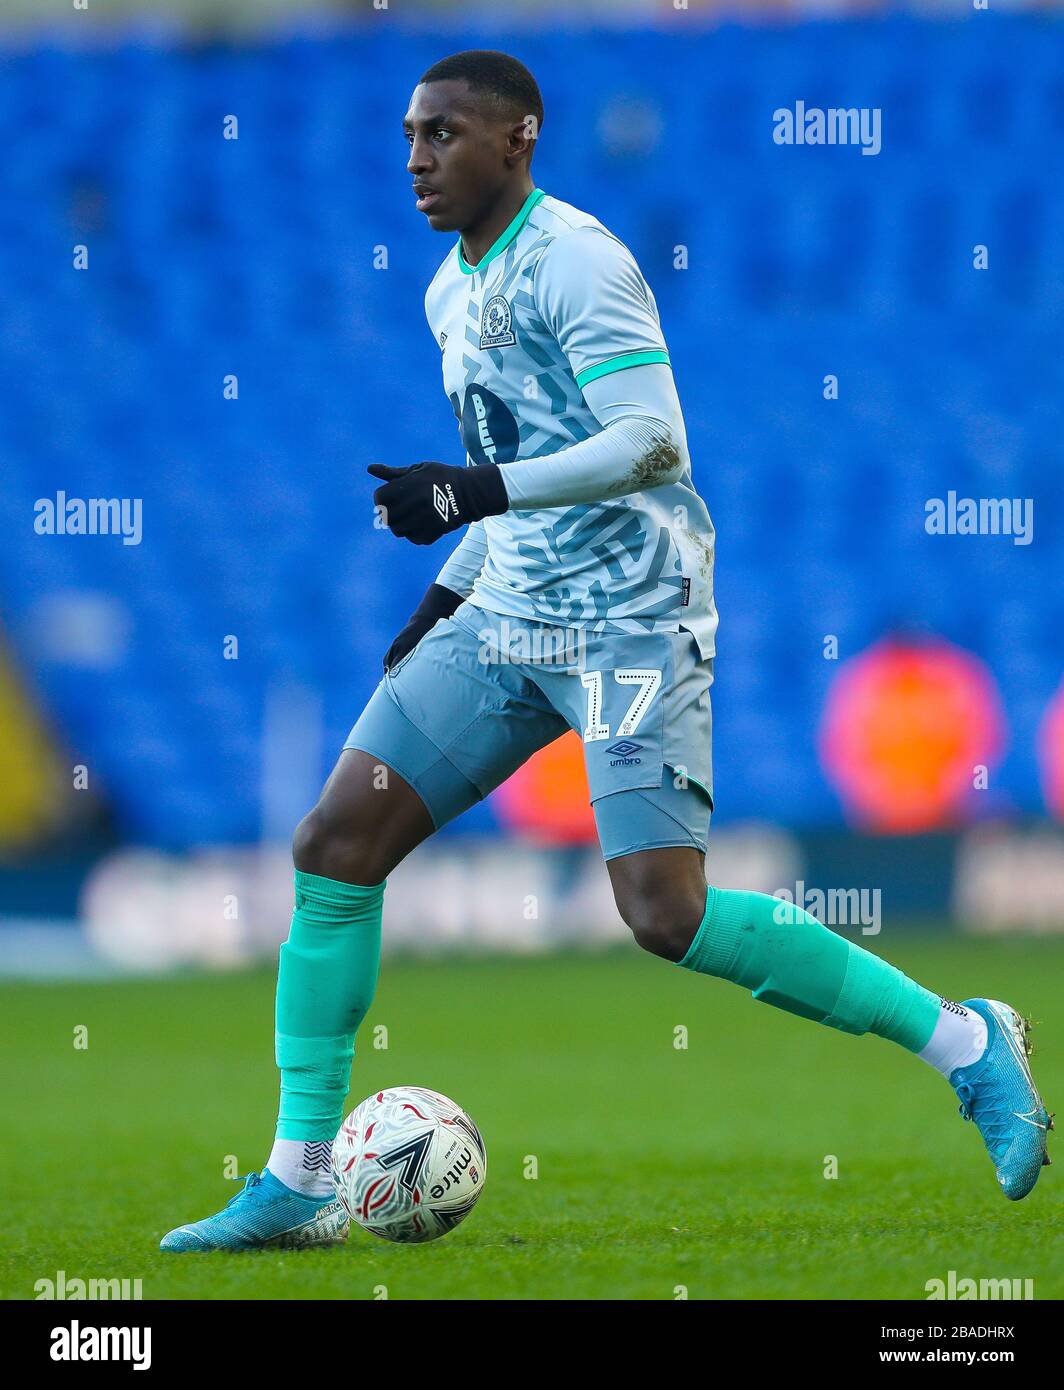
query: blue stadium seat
0 17 1060 843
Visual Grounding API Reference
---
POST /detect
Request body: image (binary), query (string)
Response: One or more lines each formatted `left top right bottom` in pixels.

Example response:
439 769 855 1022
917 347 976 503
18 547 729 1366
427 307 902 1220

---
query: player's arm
499 224 686 508
381 521 487 671
433 516 489 595
369 227 682 541
498 362 685 510
369 364 682 542
370 365 681 540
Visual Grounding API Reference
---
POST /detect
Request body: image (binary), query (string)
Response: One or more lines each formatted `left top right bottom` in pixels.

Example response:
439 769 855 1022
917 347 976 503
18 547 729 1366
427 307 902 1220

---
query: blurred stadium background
2 0 1063 978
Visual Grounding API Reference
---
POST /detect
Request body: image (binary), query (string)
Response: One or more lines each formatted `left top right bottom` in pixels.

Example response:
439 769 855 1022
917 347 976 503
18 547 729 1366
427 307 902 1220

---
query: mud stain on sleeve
607 439 681 495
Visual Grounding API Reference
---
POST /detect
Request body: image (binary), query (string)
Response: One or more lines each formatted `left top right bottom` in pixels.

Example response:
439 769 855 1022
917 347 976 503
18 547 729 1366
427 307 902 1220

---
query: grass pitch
2 934 1061 1300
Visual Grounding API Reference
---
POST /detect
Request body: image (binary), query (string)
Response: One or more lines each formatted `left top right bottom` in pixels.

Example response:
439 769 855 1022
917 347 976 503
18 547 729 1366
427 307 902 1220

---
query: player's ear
506 113 540 164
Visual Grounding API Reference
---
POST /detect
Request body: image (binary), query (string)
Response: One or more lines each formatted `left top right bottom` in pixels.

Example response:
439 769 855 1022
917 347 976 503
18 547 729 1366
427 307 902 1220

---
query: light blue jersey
427 189 717 659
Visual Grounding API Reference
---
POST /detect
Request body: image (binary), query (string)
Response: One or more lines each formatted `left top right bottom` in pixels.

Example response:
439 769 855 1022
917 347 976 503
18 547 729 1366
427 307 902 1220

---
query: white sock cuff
918 999 989 1079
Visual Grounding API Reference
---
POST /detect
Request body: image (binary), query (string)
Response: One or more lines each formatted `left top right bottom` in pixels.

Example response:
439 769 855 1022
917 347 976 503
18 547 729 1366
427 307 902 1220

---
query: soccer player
162 50 1051 1251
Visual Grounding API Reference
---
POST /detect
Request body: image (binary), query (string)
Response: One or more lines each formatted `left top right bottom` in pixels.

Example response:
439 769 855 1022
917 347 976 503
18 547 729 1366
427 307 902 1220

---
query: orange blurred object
492 730 598 843
818 636 1005 833
1038 677 1064 821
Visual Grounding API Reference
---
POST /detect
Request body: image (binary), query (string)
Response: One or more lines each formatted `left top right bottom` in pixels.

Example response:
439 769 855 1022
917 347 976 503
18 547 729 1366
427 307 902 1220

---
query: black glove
369 461 508 546
383 582 464 673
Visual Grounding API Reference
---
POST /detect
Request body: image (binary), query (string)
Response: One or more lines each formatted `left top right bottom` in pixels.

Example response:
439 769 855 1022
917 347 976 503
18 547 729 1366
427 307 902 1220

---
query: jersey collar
457 188 546 276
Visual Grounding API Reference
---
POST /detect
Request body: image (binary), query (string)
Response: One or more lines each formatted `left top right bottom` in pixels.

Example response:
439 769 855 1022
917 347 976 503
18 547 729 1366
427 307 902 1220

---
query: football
331 1086 487 1243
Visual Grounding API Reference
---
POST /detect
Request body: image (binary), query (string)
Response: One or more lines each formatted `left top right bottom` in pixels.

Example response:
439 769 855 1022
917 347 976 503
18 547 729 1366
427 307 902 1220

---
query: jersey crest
480 294 516 349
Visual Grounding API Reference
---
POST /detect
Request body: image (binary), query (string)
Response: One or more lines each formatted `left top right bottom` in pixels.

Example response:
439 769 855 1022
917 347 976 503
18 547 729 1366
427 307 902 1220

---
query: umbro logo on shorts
606 739 643 766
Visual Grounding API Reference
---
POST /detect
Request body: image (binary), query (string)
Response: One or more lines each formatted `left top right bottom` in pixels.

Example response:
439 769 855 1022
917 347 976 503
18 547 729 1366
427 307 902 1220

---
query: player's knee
619 886 706 963
292 805 382 885
627 912 698 963
291 807 334 876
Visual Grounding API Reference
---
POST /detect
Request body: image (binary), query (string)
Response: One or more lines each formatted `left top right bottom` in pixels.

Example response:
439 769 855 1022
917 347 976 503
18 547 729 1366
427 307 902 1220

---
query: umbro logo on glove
432 482 459 523
369 461 508 545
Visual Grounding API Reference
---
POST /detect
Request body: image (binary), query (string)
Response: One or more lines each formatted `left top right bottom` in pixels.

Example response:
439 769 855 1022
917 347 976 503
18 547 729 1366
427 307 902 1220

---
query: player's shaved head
405 50 542 249
418 50 544 136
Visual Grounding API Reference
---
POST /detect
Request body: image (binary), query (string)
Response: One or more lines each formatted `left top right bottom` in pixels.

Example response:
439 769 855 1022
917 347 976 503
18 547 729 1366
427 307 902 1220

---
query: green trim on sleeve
575 350 671 390
458 188 546 275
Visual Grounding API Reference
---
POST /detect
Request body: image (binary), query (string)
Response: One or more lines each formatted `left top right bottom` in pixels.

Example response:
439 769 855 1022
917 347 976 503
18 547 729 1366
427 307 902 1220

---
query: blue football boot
950 999 1053 1201
160 1169 348 1251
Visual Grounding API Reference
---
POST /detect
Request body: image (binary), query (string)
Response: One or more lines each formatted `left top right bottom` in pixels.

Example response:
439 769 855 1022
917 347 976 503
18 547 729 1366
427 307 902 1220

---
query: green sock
679 885 940 1051
274 869 384 1142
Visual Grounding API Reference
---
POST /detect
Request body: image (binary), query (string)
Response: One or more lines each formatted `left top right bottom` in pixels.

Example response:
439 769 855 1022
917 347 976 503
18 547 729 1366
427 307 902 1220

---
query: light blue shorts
344 600 713 861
